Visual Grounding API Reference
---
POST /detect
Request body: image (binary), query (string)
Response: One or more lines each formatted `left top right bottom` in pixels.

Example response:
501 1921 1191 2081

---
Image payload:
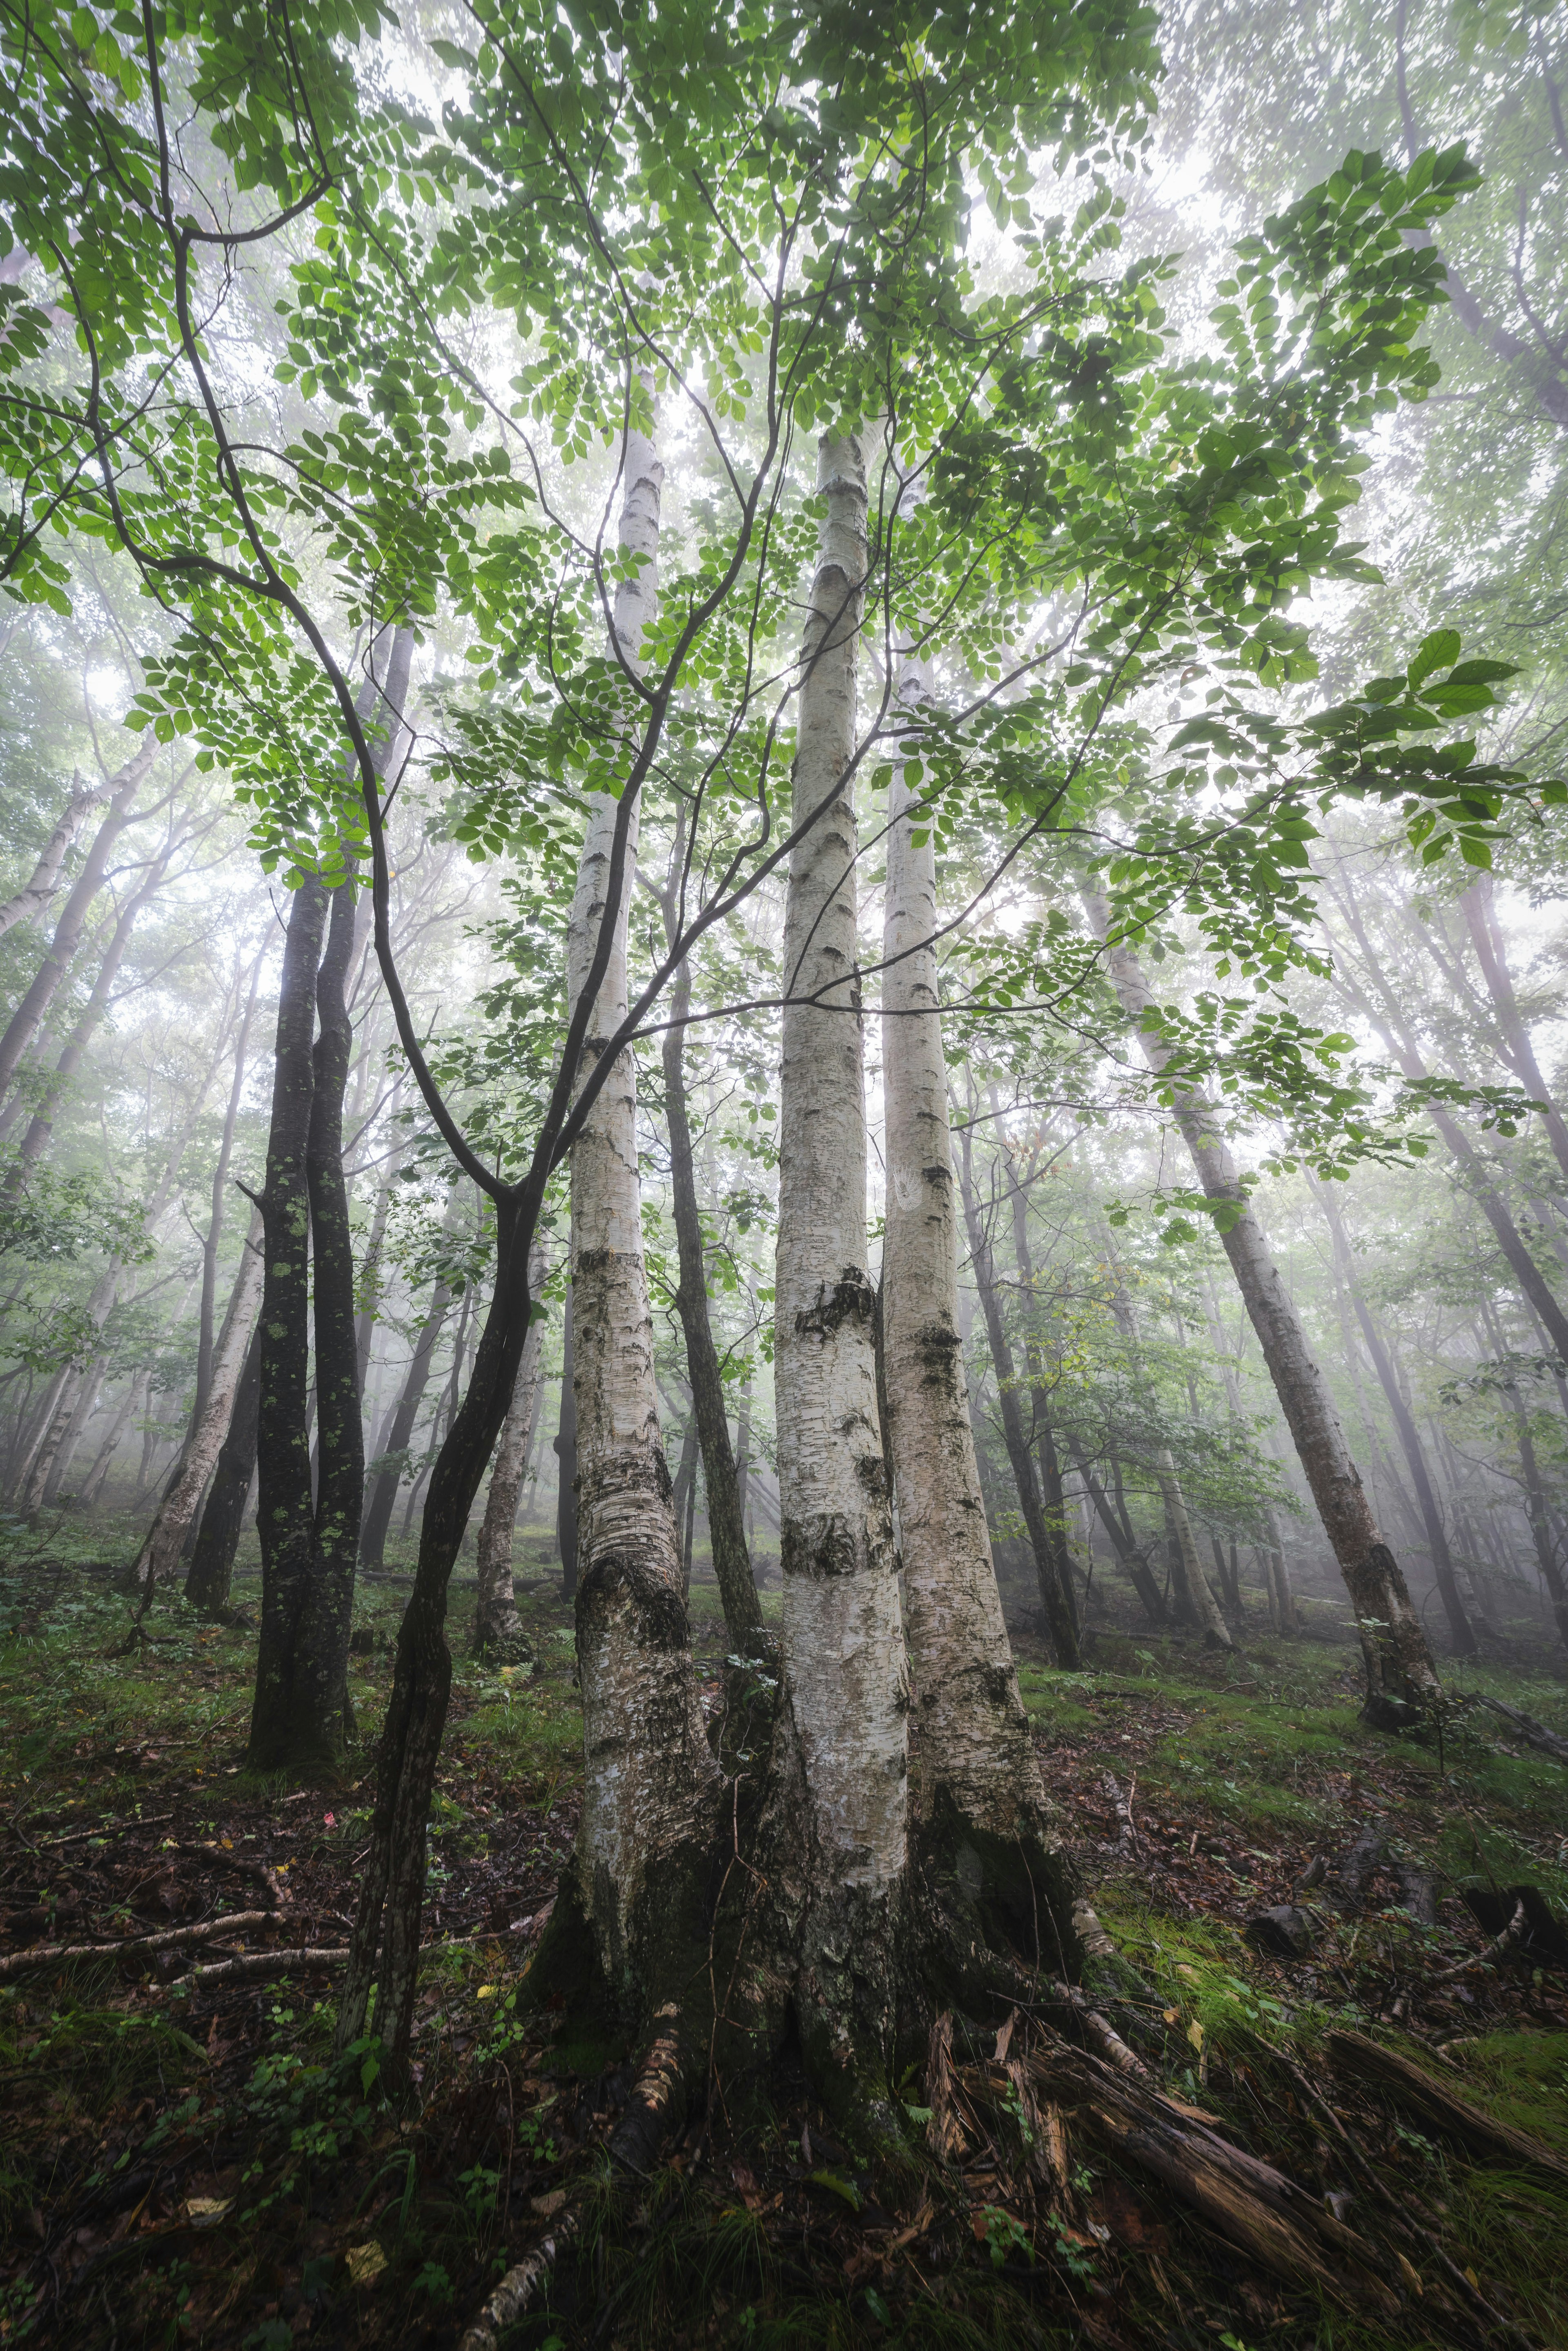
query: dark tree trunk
1068 1439 1168 1624
955 1131 1078 1666
554 1288 578 1599
247 875 331 1764
359 1274 454 1570
660 959 769 1658
185 1321 262 1613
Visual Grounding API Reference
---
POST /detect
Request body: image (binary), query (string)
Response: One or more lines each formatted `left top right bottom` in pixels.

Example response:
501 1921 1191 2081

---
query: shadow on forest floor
1 1536 1566 2351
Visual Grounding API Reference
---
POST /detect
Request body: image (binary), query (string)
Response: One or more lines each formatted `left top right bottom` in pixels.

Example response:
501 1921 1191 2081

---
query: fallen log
1027 2034 1401 2318
1466 1693 1568 1766
0 1910 272 1981
1325 2030 1568 2185
187 1946 349 1987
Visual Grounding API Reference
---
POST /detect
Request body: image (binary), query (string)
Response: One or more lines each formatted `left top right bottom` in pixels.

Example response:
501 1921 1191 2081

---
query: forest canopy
2 0 1568 2345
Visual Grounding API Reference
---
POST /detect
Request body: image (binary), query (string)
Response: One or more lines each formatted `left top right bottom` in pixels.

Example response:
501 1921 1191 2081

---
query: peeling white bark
567 410 715 1981
775 432 907 1918
474 1241 548 1650
130 1211 265 1593
881 650 1047 1834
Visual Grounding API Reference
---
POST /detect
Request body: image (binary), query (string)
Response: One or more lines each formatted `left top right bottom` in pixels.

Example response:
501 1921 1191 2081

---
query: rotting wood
1325 2028 1568 2184
1027 2034 1402 2316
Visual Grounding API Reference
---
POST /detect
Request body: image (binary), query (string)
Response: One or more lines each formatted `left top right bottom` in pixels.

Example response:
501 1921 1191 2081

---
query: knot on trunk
795 1266 875 1340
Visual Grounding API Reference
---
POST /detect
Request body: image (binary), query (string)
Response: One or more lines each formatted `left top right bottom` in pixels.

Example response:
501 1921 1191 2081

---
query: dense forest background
3 0 1568 2346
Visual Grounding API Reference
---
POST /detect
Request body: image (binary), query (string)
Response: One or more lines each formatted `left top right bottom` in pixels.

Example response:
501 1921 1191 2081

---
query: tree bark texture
185 1320 262 1613
472 1239 548 1656
955 1131 1081 1666
880 662 1071 1941
131 1211 264 1597
565 409 716 2000
773 430 908 2086
661 951 769 1660
554 1290 578 1593
1087 896 1435 1720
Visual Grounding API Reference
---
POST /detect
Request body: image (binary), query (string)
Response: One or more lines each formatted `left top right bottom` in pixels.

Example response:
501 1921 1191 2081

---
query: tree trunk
7 845 173 1188
1314 1180 1477 1655
995 1141 1082 1647
78 1372 145 1511
563 407 716 2005
0 772 113 941
0 742 156 1108
185 1321 263 1613
955 1128 1080 1665
880 647 1073 1951
472 1241 548 1656
353 1081 407 1397
1087 894 1433 1721
360 1274 454 1569
772 429 907 2104
660 945 769 1659
554 1290 578 1593
130 1213 264 1596
1067 1438 1168 1623
1157 1453 1233 1648
194 950 264 1423
1460 873 1568 1192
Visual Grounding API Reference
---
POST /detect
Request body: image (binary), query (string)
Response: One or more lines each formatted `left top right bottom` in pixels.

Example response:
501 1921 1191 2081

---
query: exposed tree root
1326 2027 1568 2185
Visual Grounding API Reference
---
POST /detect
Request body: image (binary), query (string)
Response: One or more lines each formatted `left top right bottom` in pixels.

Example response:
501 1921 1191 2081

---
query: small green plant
412 2260 453 2305
978 2207 1032 2270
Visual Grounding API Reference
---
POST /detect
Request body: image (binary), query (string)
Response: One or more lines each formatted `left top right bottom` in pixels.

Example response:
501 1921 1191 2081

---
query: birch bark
473 1241 548 1655
1085 894 1433 1718
567 410 715 1994
881 653 1068 1929
773 432 908 2082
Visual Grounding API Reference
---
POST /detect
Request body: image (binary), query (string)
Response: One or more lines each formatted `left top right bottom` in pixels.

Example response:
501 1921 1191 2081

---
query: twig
0 1909 270 1980
36 1813 176 1849
1430 1896 1525 1984
171 1842 289 1909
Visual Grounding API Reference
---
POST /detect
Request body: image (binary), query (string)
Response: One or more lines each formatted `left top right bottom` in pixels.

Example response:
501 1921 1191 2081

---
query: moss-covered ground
1 1534 1565 2351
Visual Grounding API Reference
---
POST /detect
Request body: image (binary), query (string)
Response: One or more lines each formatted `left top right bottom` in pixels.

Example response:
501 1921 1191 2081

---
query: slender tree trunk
1067 1439 1168 1623
79 1373 145 1511
185 1322 262 1613
7 847 174 1188
880 650 1071 1943
1460 874 1568 1192
472 1241 548 1656
0 772 112 941
1156 1453 1233 1648
131 1213 264 1596
770 428 907 2111
660 940 768 1659
996 1143 1081 1646
1330 880 1568 1363
353 1079 407 1398
1087 893 1433 1720
0 743 156 1108
194 949 263 1422
564 407 715 2004
554 1291 578 1593
1314 1181 1477 1655
955 1130 1080 1665
360 1277 453 1569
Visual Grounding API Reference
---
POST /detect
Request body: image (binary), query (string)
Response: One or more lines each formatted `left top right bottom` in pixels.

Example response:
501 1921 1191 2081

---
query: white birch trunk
1084 893 1437 1715
0 773 112 941
774 433 908 2067
568 410 715 1988
881 650 1054 1843
129 1212 265 1593
474 1242 548 1654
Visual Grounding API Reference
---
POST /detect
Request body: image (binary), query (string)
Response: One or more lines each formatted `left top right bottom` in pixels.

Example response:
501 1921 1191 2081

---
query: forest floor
1 1534 1566 2351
